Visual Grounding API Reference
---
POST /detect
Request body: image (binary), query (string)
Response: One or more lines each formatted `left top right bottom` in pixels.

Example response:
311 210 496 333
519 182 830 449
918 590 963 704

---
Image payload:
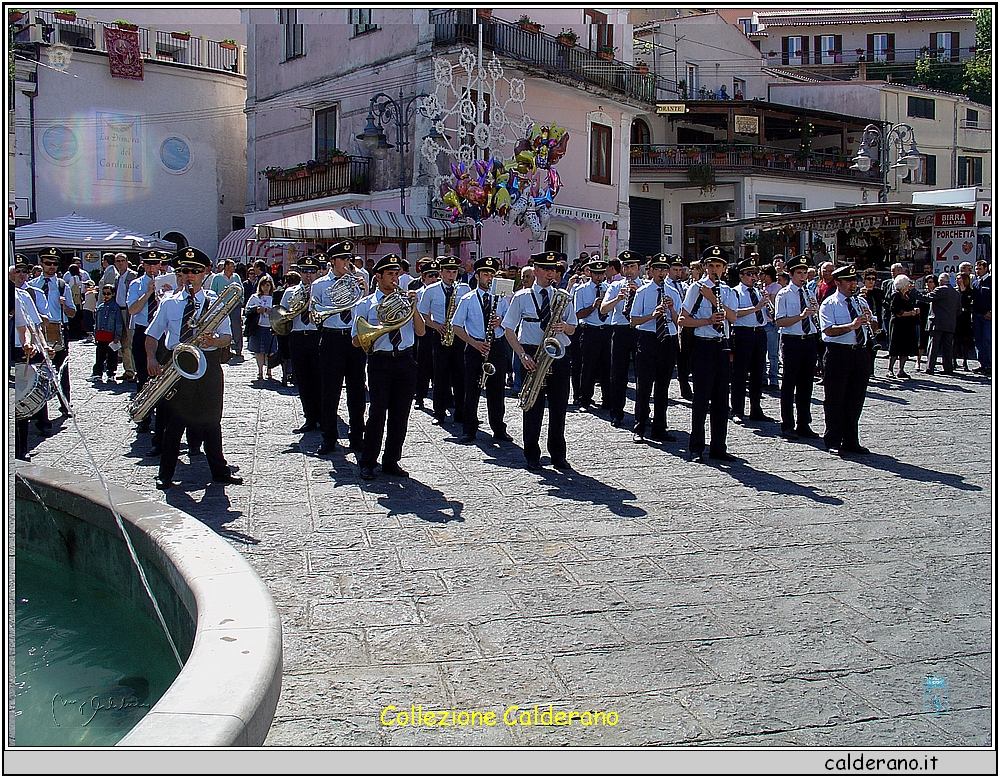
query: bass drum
14 362 59 420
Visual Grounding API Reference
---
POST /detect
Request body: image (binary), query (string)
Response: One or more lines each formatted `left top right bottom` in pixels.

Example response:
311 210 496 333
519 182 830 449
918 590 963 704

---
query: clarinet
479 290 500 390
708 279 732 352
852 293 878 343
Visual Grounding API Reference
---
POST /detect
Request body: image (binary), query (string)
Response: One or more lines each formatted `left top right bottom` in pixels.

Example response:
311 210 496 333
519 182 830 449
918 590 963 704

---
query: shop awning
14 213 177 252
216 227 258 260
254 208 474 242
695 202 974 232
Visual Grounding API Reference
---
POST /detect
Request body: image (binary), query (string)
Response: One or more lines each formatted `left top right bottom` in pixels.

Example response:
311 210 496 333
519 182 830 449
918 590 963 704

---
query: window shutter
867 33 874 58
886 33 895 61
926 155 936 186
951 32 960 61
781 36 789 64
814 36 822 63
973 157 982 184
834 35 842 56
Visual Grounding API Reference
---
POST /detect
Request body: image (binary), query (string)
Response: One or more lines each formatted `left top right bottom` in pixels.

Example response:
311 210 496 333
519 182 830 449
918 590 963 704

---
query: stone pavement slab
14 342 993 747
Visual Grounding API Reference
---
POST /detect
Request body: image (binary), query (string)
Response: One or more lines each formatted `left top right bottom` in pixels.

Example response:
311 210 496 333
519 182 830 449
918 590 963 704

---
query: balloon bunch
437 123 570 242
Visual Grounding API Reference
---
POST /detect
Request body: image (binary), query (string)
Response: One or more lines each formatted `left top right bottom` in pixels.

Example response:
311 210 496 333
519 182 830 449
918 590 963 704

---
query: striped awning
254 208 474 242
14 213 176 252
216 227 257 260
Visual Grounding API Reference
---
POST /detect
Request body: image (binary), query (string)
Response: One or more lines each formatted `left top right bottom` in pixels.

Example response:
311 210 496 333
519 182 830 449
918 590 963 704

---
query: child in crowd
91 284 124 382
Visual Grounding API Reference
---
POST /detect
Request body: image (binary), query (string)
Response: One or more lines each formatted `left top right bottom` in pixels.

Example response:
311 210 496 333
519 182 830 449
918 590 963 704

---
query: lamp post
356 89 437 215
851 122 921 203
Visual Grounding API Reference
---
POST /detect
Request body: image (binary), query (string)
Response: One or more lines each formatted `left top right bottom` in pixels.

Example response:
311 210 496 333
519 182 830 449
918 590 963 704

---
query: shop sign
935 211 974 226
734 115 759 134
655 103 686 114
933 224 977 274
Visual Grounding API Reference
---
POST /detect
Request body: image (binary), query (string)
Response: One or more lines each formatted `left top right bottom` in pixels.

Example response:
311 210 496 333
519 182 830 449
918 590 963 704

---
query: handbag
217 345 232 364
244 307 260 333
94 329 115 343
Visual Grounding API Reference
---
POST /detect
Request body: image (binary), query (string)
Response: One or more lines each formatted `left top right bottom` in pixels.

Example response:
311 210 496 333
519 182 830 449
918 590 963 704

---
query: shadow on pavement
374 479 466 524
848 452 983 492
713 456 845 506
165 485 259 544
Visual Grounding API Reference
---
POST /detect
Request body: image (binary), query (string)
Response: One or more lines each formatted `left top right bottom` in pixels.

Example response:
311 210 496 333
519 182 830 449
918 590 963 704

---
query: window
737 18 757 35
232 216 246 231
782 36 806 64
314 106 337 161
907 96 936 120
957 156 983 186
685 63 699 96
815 34 841 64
584 9 611 52
279 9 304 61
867 33 895 62
902 154 936 185
932 31 960 62
630 118 651 148
590 123 612 185
965 108 980 128
349 9 377 35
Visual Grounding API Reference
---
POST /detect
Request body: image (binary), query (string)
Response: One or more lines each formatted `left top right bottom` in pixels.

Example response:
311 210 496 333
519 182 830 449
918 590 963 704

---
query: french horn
356 288 414 354
311 272 365 326
269 283 310 336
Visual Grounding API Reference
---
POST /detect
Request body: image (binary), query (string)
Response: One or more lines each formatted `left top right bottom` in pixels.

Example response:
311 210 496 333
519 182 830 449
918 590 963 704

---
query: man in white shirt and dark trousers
284 256 323 434
417 256 471 425
127 250 172 438
574 258 613 412
729 257 774 424
773 254 820 440
818 264 875 457
678 245 738 463
503 251 578 471
666 256 693 400
352 254 426 480
113 252 138 381
600 250 643 427
629 253 682 443
29 246 76 420
452 256 513 444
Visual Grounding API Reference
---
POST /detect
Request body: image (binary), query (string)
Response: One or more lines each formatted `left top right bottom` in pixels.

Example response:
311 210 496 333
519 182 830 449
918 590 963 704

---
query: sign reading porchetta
104 26 144 81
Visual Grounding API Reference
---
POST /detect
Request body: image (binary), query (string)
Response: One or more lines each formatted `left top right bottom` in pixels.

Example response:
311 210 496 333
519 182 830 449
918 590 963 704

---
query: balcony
266 157 371 208
631 144 880 185
430 11 655 105
12 11 245 75
762 46 975 69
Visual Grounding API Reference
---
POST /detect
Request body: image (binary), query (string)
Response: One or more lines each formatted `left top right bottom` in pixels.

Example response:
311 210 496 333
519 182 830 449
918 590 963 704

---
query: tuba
269 283 310 336
518 287 572 412
311 272 365 326
127 285 242 423
356 288 415 354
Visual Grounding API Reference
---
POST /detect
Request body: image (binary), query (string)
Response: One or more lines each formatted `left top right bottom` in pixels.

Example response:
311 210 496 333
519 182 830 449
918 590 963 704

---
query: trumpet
852 293 879 342
356 286 415 354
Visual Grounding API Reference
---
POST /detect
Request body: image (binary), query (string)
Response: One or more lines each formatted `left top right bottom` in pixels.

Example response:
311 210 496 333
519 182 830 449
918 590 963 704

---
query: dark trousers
360 350 417 469
579 325 612 406
13 347 38 459
319 329 367 446
927 329 955 373
131 324 150 388
289 330 322 425
779 335 817 431
730 326 767 416
93 341 119 378
634 330 678 434
53 340 70 413
689 338 730 455
462 338 509 436
158 352 228 482
677 327 694 391
414 332 434 401
608 325 637 420
569 328 583 403
521 342 570 464
822 343 872 449
432 335 466 422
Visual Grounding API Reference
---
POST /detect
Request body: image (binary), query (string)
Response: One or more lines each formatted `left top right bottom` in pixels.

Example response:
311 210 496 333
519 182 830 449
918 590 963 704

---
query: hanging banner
104 26 144 81
96 112 142 184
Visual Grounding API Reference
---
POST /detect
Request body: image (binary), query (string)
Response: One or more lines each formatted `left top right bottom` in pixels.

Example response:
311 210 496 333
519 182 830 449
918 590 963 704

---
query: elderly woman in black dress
887 274 921 379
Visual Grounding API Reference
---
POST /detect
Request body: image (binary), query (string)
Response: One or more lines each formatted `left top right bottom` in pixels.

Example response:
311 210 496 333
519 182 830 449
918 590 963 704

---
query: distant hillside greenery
912 8 991 105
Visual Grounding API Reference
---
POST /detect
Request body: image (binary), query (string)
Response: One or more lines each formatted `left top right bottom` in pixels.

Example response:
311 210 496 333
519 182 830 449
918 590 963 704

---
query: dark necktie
42 278 51 305
799 287 811 334
655 286 668 341
179 294 197 343
749 286 764 324
596 284 608 322
623 284 636 318
147 278 158 321
481 291 491 335
539 287 551 330
340 308 351 324
846 296 865 345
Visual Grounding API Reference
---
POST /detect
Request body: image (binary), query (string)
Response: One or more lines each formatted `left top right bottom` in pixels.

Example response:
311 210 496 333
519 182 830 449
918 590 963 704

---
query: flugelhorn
356 287 415 354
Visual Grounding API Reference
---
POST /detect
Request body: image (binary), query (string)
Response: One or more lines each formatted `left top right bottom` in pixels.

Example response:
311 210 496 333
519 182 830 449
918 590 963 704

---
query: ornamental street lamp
851 122 921 203
356 89 431 215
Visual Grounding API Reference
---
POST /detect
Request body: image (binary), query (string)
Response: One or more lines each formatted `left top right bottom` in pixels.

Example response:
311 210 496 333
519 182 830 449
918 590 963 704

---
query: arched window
630 118 651 148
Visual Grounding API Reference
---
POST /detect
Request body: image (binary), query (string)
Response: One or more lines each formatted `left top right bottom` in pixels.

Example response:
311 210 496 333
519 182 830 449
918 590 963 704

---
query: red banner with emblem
104 26 144 81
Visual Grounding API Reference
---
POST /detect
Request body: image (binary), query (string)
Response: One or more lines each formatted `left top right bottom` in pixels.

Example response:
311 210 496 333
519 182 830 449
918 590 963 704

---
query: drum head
14 363 38 398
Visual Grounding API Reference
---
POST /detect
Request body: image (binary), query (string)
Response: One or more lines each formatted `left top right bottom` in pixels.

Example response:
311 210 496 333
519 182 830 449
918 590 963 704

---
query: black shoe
458 433 477 444
897 370 910 379
292 422 317 434
731 414 744 425
525 460 541 471
551 459 573 471
709 451 738 462
188 446 202 456
316 441 337 455
796 427 820 439
213 472 244 485
632 431 645 443
649 429 676 442
688 452 704 463
780 428 800 441
146 446 161 457
491 431 514 443
433 415 447 425
840 444 871 456
381 463 409 477
611 415 625 427
359 466 376 480
154 477 174 491
748 411 774 423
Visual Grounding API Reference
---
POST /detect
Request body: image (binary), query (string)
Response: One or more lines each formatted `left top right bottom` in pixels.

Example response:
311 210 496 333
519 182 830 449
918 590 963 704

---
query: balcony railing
266 157 371 208
762 46 976 67
14 11 244 75
631 144 880 184
430 11 655 105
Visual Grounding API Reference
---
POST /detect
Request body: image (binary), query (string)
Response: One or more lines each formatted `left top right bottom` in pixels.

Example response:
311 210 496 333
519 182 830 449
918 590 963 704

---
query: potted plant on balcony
219 38 238 50
9 9 25 23
556 29 578 46
171 30 191 40
476 8 492 20
688 163 716 194
516 15 541 34
597 44 617 61
53 9 77 22
113 19 138 31
684 146 700 159
630 145 643 159
634 59 648 75
260 166 285 181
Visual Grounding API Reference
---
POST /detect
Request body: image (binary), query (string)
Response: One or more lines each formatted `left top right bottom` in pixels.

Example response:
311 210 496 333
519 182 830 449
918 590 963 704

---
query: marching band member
417 256 470 425
352 254 426 480
729 256 774 424
313 241 368 455
666 256 693 400
127 250 172 440
145 247 241 490
452 256 512 444
29 247 77 421
819 264 874 456
502 250 578 471
284 256 323 435
629 253 681 443
574 258 613 412
412 259 440 409
12 255 45 461
600 250 643 427
773 254 820 440
678 245 738 463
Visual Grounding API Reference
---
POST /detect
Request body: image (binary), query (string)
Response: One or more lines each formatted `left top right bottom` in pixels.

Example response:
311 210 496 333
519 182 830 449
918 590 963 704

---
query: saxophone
127 284 242 423
440 285 459 346
518 286 572 412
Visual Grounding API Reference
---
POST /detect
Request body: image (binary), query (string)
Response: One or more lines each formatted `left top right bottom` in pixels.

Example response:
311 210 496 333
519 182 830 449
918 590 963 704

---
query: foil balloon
523 199 544 242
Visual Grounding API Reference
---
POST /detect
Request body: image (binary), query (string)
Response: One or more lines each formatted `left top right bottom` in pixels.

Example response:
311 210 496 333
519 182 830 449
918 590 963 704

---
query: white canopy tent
14 213 177 253
254 208 474 242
